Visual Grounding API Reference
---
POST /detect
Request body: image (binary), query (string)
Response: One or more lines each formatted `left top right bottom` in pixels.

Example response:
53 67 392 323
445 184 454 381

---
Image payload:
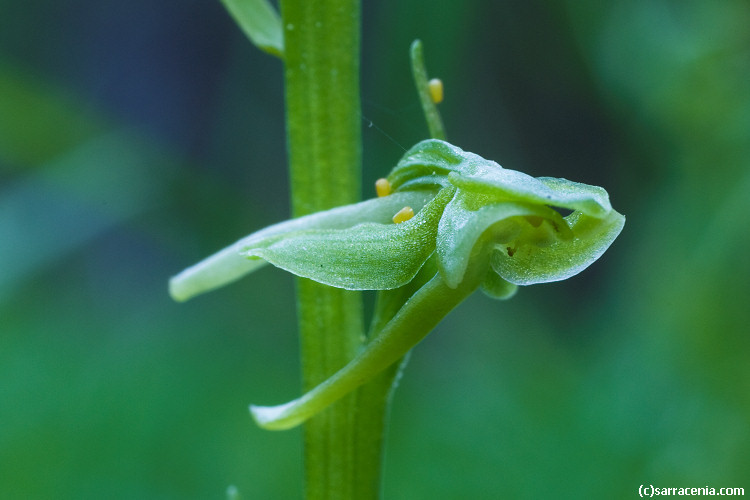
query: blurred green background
2 1 748 498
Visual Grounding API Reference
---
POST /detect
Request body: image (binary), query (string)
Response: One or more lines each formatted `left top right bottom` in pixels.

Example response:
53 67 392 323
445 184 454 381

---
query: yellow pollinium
428 78 443 104
375 178 391 197
392 206 414 224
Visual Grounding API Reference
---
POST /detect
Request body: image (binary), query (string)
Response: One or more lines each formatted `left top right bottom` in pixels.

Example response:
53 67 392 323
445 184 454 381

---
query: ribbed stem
279 1 387 498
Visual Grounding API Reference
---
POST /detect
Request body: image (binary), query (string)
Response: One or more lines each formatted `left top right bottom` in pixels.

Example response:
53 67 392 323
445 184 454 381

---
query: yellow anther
375 178 391 197
428 78 444 104
392 206 414 224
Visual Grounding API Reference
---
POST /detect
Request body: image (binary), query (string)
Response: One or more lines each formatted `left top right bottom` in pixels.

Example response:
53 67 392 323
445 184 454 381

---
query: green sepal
392 139 613 218
240 188 454 290
449 168 612 217
169 191 434 301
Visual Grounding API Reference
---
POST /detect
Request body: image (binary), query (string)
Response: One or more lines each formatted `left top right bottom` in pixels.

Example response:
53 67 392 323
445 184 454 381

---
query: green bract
169 139 625 429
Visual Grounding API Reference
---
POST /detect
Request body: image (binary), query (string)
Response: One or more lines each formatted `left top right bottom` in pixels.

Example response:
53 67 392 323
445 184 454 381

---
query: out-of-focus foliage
1 0 748 498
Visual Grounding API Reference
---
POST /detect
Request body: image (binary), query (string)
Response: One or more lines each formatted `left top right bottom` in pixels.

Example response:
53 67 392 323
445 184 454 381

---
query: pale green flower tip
169 267 214 303
168 276 190 303
250 401 303 431
168 246 266 303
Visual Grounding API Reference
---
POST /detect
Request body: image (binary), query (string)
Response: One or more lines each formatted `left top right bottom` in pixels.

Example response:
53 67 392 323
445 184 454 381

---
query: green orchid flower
169 138 624 430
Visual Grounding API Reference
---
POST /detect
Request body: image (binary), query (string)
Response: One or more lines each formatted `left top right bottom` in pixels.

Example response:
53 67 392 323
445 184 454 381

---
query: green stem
279 0 386 498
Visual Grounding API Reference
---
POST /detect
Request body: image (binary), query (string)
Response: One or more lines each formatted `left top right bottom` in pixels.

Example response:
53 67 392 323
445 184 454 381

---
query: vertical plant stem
279 0 387 498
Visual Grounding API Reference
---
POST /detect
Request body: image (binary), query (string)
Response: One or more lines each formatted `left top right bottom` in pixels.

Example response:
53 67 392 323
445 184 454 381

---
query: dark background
2 1 748 497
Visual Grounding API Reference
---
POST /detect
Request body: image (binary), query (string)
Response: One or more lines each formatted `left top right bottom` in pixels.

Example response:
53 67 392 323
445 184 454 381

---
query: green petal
240 188 454 290
490 209 626 285
169 191 434 301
